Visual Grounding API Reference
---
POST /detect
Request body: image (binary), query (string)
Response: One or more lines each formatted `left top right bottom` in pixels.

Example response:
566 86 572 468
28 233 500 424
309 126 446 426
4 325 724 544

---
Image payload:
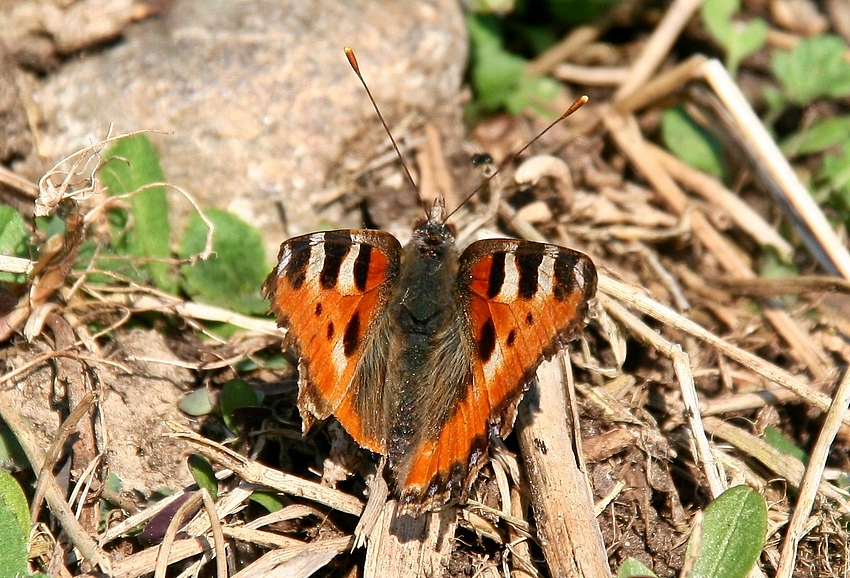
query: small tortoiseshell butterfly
263 49 597 512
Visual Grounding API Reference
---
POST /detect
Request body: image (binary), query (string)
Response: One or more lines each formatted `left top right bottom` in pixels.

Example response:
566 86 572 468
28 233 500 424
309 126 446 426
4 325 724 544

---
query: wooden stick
613 0 702 101
700 59 850 279
776 369 850 577
363 502 456 578
516 357 611 578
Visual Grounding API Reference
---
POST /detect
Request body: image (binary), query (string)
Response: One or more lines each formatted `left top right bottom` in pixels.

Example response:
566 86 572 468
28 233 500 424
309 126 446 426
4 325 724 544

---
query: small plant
660 106 727 180
466 14 562 117
769 35 850 107
72 133 269 316
0 470 47 578
687 486 767 578
99 134 177 292
618 486 767 578
178 209 268 315
0 205 30 285
701 0 768 75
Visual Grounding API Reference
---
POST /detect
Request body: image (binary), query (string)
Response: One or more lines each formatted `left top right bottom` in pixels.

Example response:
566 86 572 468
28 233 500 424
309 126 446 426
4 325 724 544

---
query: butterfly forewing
460 239 597 434
263 229 402 453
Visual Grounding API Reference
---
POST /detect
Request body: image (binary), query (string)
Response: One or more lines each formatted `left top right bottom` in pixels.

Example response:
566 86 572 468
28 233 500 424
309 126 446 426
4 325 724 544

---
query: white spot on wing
330 337 346 381
306 234 326 289
277 246 291 276
483 346 504 383
501 252 520 301
574 260 587 289
538 252 555 296
338 243 361 295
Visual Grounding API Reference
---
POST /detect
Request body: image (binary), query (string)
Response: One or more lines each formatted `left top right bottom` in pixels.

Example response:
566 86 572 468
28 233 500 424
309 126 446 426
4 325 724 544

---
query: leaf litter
1 2 850 577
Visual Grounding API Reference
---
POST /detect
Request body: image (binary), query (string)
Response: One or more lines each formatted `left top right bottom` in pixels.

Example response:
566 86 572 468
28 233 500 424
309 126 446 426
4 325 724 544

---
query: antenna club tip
560 95 589 118
344 47 360 72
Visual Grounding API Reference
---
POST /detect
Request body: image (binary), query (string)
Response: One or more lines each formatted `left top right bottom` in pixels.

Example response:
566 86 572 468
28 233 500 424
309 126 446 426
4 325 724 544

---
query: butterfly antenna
446 95 589 220
345 47 427 218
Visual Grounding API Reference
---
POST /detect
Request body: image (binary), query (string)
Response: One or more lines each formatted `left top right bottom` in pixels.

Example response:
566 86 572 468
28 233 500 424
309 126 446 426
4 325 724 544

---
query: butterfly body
264 198 596 510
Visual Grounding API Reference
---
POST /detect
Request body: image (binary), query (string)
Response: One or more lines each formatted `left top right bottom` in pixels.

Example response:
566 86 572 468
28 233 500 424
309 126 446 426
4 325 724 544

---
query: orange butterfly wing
263 229 401 453
397 239 596 507
462 240 596 432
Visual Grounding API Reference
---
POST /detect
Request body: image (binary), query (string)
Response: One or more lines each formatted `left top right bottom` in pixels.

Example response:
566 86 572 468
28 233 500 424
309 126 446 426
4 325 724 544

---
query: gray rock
35 0 467 255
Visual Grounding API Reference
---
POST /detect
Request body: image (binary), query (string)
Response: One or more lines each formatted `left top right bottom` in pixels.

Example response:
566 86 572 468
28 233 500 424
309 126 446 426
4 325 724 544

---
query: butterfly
263 195 597 511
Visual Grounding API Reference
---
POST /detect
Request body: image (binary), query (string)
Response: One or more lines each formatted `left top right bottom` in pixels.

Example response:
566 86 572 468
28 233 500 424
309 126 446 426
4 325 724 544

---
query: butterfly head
410 197 457 259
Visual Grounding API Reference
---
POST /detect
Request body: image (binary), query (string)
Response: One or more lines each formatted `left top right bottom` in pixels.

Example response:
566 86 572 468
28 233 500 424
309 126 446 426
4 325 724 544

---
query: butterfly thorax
390 199 459 334
383 213 473 491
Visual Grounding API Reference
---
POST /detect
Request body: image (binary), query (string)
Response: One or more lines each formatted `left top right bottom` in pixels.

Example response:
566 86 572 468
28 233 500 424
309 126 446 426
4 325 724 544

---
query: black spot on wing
314 303 323 316
487 252 506 298
343 312 361 357
326 321 335 340
285 236 312 290
553 253 579 302
353 243 373 292
506 329 517 347
525 312 534 325
320 231 352 289
517 246 545 299
478 318 496 362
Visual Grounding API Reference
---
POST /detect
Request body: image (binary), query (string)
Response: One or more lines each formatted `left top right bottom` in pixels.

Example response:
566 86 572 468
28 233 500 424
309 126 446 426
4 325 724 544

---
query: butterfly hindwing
263 229 402 453
460 239 597 434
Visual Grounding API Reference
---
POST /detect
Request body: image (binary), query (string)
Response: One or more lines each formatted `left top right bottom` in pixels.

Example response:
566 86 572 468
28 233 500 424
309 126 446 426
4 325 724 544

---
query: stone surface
0 0 170 71
33 0 468 255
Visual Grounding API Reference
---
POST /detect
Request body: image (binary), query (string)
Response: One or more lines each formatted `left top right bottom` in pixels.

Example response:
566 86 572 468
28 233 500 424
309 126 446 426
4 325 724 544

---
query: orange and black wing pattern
460 239 597 434
394 239 596 509
263 229 401 454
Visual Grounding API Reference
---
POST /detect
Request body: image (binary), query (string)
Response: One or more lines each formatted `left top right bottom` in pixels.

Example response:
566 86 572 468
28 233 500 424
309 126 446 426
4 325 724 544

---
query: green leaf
772 35 850 105
105 473 122 494
764 426 808 465
35 214 65 239
250 491 286 513
701 0 767 74
0 471 29 540
760 245 798 279
178 209 269 315
0 423 28 471
468 0 516 14
219 379 259 434
0 205 29 284
688 485 767 578
187 455 218 501
505 75 562 117
822 141 850 220
761 84 786 114
781 116 850 156
466 14 559 116
661 107 727 179
0 470 30 578
468 16 525 110
179 389 216 417
618 557 658 578
100 134 176 293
